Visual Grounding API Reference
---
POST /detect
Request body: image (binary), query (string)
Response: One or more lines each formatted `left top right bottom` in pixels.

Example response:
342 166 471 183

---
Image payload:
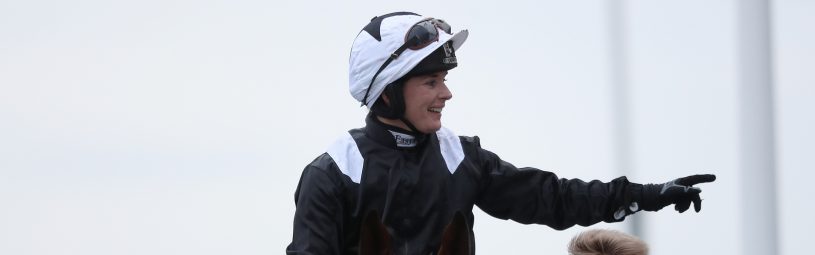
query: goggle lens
405 19 452 50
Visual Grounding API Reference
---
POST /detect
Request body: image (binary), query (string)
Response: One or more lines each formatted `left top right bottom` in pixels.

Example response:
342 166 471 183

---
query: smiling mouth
428 107 442 113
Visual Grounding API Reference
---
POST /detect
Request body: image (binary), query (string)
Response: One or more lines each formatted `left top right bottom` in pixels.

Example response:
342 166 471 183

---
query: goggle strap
361 44 411 106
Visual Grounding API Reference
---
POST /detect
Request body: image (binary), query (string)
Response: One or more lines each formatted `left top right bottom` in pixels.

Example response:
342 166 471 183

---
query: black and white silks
286 114 648 255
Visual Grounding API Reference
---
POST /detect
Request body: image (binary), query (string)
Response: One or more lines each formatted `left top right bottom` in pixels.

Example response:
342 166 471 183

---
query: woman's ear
381 94 391 106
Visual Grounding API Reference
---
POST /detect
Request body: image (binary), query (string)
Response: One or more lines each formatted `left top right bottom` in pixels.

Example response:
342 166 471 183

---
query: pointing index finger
677 174 717 186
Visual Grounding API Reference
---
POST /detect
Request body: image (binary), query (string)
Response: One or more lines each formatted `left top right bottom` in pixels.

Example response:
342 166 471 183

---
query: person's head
348 12 469 134
567 229 649 255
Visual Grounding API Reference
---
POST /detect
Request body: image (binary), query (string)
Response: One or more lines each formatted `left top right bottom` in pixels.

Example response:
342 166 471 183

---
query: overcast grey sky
1 0 813 254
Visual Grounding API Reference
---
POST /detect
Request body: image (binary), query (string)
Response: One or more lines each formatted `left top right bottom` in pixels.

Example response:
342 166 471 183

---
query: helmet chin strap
399 117 422 134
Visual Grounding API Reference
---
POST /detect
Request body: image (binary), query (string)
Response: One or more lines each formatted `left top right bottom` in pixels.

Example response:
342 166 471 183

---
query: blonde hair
568 229 648 255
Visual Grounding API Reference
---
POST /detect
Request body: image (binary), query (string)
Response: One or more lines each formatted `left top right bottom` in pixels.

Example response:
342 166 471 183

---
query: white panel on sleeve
326 132 364 183
436 127 465 174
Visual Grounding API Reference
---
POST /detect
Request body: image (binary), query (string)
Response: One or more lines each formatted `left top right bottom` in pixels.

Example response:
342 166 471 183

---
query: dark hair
370 78 406 119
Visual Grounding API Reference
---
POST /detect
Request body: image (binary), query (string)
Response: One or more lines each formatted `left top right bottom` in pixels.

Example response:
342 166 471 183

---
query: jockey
286 12 716 255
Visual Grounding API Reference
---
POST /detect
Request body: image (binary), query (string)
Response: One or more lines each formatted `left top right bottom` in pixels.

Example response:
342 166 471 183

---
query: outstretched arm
471 142 716 230
472 146 639 229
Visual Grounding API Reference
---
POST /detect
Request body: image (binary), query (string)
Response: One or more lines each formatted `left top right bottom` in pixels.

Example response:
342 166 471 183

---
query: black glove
640 174 716 213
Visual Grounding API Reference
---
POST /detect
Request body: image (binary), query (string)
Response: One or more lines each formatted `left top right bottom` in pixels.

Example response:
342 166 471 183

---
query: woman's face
401 71 453 134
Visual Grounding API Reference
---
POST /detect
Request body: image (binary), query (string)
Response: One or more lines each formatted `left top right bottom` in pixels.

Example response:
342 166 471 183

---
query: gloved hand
640 174 717 213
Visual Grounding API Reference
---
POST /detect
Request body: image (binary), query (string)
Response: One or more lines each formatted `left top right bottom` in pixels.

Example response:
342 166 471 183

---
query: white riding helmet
349 12 469 108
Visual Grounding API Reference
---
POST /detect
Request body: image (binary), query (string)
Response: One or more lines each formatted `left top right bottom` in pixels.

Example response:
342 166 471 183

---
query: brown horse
358 211 472 255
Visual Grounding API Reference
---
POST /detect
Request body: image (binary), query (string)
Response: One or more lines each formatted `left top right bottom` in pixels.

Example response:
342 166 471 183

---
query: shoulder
436 126 485 173
435 127 498 169
323 130 365 184
436 126 481 149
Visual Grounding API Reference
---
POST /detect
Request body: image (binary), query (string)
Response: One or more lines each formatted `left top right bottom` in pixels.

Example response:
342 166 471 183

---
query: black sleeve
471 140 641 230
286 155 346 254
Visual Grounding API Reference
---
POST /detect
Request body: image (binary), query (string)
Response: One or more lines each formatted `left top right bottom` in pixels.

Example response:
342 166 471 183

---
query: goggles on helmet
361 18 453 106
